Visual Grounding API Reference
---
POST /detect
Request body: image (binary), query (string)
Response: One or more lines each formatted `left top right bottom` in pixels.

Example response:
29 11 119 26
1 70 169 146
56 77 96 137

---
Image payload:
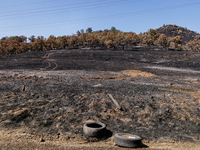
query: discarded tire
83 121 106 137
114 133 142 148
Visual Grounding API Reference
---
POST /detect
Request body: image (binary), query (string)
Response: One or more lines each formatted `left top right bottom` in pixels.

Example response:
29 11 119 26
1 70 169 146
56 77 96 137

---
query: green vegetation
0 25 199 56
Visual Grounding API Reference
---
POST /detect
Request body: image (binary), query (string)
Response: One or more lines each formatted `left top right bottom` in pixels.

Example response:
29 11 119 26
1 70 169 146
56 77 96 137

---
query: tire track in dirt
41 60 58 71
43 60 51 70
50 61 58 71
42 53 51 59
41 52 58 71
0 52 58 82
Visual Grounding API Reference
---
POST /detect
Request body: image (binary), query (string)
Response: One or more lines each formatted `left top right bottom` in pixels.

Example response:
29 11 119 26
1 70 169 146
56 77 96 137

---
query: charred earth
0 48 200 146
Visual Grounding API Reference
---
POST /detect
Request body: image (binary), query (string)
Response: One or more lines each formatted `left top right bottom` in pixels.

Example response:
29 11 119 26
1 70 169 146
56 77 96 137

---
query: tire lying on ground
114 133 142 148
83 121 106 137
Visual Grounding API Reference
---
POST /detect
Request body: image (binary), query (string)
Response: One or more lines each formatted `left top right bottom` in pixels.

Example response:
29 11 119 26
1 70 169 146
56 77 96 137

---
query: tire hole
87 123 102 128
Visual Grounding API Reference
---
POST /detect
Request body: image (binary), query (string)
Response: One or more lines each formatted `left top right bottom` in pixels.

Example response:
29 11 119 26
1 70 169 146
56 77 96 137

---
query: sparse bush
78 33 88 46
57 36 69 49
0 36 28 54
105 40 115 49
125 32 140 47
104 32 116 49
31 36 47 51
46 35 58 50
156 34 169 49
28 35 36 43
86 27 92 33
86 34 100 47
115 32 126 50
68 35 78 48
142 29 159 46
186 35 200 51
170 36 182 49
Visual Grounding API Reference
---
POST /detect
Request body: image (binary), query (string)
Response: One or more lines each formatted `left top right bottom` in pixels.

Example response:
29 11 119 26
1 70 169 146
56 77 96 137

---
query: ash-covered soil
0 49 200 145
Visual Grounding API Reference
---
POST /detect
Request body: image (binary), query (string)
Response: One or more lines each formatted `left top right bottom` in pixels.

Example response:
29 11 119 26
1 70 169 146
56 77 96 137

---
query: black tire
114 133 142 148
83 121 106 137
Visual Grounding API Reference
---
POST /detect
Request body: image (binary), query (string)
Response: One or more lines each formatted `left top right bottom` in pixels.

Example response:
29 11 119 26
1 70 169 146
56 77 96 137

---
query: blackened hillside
156 24 200 44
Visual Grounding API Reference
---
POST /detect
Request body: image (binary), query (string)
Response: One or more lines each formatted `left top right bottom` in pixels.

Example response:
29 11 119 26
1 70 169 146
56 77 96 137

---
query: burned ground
0 48 200 145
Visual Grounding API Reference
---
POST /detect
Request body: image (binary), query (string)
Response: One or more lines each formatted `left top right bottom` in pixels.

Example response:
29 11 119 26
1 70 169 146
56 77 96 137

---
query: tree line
0 27 199 55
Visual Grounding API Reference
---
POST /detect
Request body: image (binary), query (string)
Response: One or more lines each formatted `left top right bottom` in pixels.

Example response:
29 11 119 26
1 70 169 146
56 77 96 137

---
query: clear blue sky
0 0 200 39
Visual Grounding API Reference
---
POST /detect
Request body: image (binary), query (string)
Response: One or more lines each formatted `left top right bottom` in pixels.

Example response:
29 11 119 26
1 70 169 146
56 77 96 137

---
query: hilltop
155 24 200 44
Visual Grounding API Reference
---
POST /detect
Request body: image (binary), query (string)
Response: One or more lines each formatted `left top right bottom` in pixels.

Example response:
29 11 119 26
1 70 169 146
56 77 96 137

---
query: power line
1 1 200 32
0 0 135 20
0 0 62 8
0 0 129 14
0 0 136 20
